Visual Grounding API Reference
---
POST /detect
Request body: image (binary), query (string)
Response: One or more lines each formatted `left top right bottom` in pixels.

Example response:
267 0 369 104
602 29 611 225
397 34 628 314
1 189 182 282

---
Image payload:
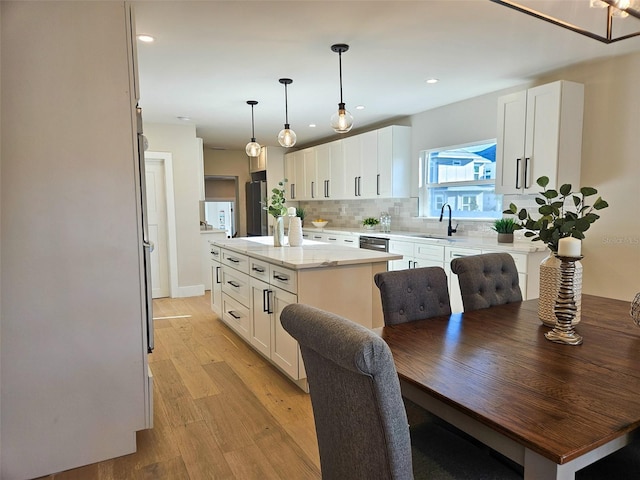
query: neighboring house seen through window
419 140 502 219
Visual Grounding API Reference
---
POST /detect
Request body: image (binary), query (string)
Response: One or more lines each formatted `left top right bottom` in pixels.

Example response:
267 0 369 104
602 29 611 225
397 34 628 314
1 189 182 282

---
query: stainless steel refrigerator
246 180 268 236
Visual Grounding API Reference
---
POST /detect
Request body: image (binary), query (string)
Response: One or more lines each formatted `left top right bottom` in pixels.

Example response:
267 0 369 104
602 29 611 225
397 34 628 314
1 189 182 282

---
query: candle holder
545 255 583 345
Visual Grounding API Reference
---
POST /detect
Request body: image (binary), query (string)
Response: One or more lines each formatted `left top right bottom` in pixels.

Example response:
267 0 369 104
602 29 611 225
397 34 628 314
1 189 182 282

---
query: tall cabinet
495 80 584 194
1 3 152 479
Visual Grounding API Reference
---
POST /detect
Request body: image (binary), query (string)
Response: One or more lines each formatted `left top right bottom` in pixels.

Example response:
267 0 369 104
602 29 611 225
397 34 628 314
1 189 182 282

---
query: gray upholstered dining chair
281 303 523 480
450 252 522 312
374 267 451 326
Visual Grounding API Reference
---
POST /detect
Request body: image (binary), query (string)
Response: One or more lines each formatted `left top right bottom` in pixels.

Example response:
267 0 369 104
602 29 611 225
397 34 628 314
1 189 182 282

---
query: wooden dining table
377 295 640 480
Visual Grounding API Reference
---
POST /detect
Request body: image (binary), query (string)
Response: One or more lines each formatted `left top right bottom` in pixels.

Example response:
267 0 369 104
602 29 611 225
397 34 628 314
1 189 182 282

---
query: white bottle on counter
288 216 303 246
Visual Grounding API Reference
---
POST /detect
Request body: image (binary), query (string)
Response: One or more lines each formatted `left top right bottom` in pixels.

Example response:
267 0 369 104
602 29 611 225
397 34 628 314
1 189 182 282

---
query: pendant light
277 78 297 148
330 43 354 133
245 100 261 157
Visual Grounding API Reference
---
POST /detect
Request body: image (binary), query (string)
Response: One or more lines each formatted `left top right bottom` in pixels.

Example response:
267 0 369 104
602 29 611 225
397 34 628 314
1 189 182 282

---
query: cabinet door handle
227 280 240 288
358 176 362 196
311 181 315 198
273 273 289 282
377 174 380 196
325 179 329 198
228 310 241 320
211 250 219 257
215 266 221 284
524 157 530 189
252 266 265 273
515 158 522 189
267 290 274 314
354 176 358 196
262 288 270 312
227 257 240 264
408 260 413 269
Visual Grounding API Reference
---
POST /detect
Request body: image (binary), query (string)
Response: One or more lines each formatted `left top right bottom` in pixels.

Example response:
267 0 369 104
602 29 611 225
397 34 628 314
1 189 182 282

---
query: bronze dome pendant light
277 78 297 148
330 43 354 133
245 100 261 157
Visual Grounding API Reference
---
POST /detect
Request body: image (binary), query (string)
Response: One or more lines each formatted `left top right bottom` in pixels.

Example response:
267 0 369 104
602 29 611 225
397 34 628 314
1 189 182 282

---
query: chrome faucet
439 204 458 236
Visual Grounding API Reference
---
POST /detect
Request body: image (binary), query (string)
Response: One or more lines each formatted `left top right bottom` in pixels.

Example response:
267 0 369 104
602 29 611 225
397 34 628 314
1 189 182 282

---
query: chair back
280 303 413 480
374 267 451 325
450 252 522 311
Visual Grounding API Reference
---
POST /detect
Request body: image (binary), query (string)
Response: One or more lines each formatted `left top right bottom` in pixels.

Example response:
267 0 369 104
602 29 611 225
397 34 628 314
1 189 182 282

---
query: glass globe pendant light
245 100 261 157
277 78 297 148
330 43 354 133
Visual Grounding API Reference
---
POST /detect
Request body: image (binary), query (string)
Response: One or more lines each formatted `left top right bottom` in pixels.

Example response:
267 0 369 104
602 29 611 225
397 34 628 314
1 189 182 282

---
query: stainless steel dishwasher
359 235 389 252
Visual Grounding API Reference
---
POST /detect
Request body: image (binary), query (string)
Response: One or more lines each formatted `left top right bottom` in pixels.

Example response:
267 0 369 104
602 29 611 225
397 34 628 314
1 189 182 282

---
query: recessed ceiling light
426 78 439 84
355 105 365 110
309 124 317 128
177 116 191 121
137 34 155 43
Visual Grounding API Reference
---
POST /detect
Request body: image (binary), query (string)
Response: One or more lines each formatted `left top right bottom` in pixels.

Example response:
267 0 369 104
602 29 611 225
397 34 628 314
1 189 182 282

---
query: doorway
145 151 178 298
203 176 239 238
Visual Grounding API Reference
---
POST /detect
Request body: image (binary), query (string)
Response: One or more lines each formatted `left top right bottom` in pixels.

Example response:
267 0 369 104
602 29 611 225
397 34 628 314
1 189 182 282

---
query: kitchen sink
404 233 464 242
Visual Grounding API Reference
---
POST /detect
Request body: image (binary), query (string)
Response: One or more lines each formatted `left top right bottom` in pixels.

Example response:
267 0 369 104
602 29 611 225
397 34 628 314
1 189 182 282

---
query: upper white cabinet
284 125 410 201
249 146 267 173
496 80 584 194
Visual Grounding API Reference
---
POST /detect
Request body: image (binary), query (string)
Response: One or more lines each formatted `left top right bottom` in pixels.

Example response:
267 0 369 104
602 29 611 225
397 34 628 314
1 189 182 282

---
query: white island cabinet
212 237 400 390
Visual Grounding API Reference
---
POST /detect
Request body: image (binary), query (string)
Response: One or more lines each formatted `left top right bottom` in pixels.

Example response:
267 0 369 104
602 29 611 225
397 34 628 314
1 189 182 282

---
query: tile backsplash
297 194 539 240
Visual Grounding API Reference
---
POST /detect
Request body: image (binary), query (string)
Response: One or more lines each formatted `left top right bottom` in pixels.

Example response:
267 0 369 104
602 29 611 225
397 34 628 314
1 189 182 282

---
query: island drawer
221 294 250 340
221 249 250 274
210 244 221 262
249 258 270 281
269 265 298 294
221 267 250 306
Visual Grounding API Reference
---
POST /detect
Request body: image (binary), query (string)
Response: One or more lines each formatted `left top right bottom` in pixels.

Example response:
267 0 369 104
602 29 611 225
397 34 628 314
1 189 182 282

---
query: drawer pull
228 310 241 320
227 257 240 263
215 266 221 284
252 266 265 273
211 250 219 257
273 274 289 282
227 280 240 288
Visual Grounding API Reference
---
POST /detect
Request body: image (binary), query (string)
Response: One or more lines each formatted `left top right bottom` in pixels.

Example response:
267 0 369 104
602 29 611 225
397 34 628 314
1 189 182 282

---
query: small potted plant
362 217 380 230
491 218 517 243
296 207 306 227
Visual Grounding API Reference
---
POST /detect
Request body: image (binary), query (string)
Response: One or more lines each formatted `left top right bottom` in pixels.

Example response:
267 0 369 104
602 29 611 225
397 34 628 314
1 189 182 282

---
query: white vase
273 216 285 247
288 216 303 247
538 251 582 327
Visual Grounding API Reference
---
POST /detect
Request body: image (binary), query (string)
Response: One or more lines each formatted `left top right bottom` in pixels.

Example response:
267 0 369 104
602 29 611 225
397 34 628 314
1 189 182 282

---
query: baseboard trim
175 284 205 298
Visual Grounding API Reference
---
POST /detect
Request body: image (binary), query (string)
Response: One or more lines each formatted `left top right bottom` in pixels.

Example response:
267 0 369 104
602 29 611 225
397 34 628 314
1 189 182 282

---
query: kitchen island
209 236 401 390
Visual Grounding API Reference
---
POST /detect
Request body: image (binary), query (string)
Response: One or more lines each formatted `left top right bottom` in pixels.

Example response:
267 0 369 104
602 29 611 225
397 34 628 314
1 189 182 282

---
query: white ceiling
132 0 640 151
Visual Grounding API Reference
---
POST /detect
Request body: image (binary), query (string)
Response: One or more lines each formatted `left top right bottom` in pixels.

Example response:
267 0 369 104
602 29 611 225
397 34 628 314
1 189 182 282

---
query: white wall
143 123 203 296
409 53 640 301
1 2 147 478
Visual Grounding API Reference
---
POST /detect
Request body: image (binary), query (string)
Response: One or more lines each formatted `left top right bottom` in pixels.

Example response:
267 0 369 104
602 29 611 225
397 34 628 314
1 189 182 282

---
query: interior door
145 159 170 298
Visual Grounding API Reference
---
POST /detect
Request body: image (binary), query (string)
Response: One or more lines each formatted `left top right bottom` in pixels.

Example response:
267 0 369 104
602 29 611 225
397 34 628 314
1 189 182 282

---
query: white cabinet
304 230 359 248
302 147 317 200
343 130 377 198
342 126 411 199
249 145 268 173
376 126 412 198
202 232 226 291
284 150 304 200
210 244 223 316
389 239 445 271
496 80 584 194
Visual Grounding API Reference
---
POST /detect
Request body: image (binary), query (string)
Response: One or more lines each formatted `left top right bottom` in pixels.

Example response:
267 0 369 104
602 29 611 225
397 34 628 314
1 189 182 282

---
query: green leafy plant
503 176 609 253
491 218 517 234
263 179 288 218
295 207 306 221
363 217 380 226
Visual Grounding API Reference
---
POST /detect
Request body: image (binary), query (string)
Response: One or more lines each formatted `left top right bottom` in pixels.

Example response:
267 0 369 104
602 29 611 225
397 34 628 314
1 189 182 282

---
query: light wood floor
37 293 321 480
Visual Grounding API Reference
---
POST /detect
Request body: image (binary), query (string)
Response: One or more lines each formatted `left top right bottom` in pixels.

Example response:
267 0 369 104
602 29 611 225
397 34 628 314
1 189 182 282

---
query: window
419 140 502 219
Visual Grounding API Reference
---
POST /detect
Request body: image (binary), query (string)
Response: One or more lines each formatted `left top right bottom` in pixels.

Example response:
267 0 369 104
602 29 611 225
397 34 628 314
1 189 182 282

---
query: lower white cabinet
210 245 223 317
214 244 387 389
389 240 445 271
249 277 299 379
304 230 359 248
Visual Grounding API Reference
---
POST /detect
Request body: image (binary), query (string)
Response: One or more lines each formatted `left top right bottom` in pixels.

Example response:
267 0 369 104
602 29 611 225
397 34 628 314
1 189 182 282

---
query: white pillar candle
287 206 297 216
558 237 581 257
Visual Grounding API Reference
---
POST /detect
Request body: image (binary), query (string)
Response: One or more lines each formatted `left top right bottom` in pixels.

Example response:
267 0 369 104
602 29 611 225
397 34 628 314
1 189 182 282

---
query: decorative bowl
312 220 328 228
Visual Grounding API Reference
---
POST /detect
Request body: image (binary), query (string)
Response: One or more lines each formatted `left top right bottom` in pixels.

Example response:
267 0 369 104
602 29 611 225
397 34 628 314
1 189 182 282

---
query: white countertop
200 228 226 235
213 236 402 270
302 226 547 253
